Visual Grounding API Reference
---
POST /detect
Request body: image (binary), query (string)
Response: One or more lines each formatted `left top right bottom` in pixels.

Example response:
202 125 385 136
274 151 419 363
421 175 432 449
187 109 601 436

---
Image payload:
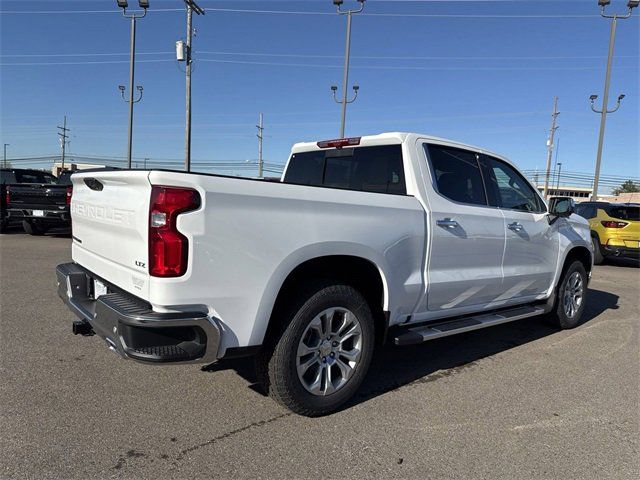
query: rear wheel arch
262 255 387 348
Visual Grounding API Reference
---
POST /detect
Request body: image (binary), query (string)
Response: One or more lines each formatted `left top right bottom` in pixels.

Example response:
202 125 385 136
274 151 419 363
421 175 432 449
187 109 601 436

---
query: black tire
259 282 375 417
592 235 605 265
22 220 47 236
546 260 588 330
0 219 7 234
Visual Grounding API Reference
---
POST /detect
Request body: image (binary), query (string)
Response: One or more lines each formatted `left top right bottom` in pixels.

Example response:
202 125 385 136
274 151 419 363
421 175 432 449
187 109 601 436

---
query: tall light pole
182 0 205 173
331 0 365 139
588 0 637 201
3 144 8 168
556 162 563 193
116 1 148 169
543 97 559 199
257 113 264 179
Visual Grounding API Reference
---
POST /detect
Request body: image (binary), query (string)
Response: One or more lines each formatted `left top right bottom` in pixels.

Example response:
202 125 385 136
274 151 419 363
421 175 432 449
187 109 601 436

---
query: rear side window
425 144 487 206
575 204 597 219
481 155 545 213
606 205 640 221
284 145 406 195
1 171 17 184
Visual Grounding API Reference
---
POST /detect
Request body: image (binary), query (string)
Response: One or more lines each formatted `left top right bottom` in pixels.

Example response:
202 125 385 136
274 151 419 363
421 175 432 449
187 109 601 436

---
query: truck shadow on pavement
203 288 619 413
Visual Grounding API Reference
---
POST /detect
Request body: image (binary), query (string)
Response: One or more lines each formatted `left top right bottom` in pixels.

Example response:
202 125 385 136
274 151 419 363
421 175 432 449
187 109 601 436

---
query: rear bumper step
393 305 546 346
56 262 220 364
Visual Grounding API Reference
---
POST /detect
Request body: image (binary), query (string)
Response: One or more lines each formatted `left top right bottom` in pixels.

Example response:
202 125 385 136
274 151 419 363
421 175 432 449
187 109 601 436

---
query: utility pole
57 116 70 170
331 0 365 138
543 97 559 199
183 0 205 172
3 144 8 168
556 162 563 193
588 0 637 201
257 113 264 179
117 1 148 169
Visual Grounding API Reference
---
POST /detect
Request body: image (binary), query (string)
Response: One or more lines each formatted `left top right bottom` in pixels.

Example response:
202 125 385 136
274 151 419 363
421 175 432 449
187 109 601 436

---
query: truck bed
69 168 426 353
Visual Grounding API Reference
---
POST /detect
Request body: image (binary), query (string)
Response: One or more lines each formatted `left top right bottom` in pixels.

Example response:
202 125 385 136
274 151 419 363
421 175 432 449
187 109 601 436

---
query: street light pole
543 97 559 199
257 113 264 179
331 0 365 138
117 1 148 169
3 144 8 168
183 0 205 173
556 162 563 193
588 0 637 201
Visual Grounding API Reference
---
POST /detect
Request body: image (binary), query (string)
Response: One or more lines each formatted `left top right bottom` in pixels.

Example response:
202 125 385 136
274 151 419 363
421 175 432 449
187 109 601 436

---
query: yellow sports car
575 202 640 264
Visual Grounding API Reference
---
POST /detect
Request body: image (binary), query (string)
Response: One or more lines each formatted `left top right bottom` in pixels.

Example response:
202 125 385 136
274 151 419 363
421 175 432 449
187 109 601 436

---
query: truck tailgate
70 171 152 299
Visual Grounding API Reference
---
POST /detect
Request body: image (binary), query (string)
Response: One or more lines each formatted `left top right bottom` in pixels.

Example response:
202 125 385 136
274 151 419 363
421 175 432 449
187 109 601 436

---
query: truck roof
291 132 508 162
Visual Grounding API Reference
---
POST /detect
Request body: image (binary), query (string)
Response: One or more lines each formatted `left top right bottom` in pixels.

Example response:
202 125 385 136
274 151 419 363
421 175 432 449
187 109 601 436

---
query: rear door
481 154 558 300
421 144 506 312
70 171 152 297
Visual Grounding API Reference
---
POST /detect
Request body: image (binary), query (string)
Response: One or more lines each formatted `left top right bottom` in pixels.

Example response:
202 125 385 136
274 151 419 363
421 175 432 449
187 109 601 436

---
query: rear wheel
259 282 375 416
592 235 604 265
22 220 47 236
546 260 588 329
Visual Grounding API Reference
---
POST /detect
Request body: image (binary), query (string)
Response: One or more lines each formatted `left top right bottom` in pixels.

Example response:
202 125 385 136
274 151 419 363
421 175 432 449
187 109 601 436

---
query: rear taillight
601 220 628 228
149 186 201 277
4 187 9 206
66 186 72 206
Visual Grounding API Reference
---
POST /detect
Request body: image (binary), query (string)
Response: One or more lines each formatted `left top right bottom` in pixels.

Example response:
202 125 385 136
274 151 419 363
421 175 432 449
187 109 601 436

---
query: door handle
436 218 459 229
508 222 523 232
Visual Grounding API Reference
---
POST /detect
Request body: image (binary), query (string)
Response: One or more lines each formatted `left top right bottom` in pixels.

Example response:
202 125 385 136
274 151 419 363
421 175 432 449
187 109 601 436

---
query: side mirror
549 196 575 217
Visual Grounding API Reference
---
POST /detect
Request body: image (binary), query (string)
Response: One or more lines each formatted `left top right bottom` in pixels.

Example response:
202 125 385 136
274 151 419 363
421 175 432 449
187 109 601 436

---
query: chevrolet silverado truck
2 168 72 235
56 133 593 416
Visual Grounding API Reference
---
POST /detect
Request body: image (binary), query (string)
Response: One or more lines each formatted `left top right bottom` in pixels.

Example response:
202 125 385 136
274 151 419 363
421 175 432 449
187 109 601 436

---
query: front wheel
546 260 588 329
261 283 375 416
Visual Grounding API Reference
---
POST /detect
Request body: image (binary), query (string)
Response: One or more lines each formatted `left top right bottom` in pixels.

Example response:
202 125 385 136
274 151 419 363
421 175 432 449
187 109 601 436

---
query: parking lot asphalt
1 229 638 480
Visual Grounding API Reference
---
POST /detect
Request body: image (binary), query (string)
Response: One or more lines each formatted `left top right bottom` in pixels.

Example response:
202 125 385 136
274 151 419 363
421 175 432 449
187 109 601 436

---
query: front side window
284 145 406 195
481 155 545 213
425 144 487 206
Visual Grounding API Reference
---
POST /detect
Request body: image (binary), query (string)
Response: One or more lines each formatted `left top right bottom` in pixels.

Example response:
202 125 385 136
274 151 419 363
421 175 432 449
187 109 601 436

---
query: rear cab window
14 171 57 184
283 144 406 195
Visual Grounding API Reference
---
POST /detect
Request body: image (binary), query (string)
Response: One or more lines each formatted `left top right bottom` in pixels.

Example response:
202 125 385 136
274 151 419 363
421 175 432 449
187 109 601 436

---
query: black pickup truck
1 168 72 235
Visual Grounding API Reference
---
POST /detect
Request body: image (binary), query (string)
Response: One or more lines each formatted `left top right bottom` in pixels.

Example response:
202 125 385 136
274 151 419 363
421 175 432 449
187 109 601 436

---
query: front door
480 155 558 301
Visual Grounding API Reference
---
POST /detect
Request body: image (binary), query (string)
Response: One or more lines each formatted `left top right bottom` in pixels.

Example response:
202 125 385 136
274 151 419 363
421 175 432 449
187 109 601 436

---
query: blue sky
1 0 638 179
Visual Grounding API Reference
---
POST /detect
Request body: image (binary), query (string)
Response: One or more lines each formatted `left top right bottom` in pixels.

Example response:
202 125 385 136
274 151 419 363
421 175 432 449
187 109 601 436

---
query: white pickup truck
57 132 593 416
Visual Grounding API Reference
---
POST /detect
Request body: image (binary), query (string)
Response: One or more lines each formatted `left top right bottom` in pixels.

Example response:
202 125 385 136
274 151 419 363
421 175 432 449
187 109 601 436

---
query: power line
4 57 636 70
4 51 636 60
0 8 602 18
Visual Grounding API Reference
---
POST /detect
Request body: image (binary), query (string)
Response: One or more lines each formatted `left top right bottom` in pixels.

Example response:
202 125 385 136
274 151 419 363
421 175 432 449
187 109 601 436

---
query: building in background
52 162 106 176
534 185 593 202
